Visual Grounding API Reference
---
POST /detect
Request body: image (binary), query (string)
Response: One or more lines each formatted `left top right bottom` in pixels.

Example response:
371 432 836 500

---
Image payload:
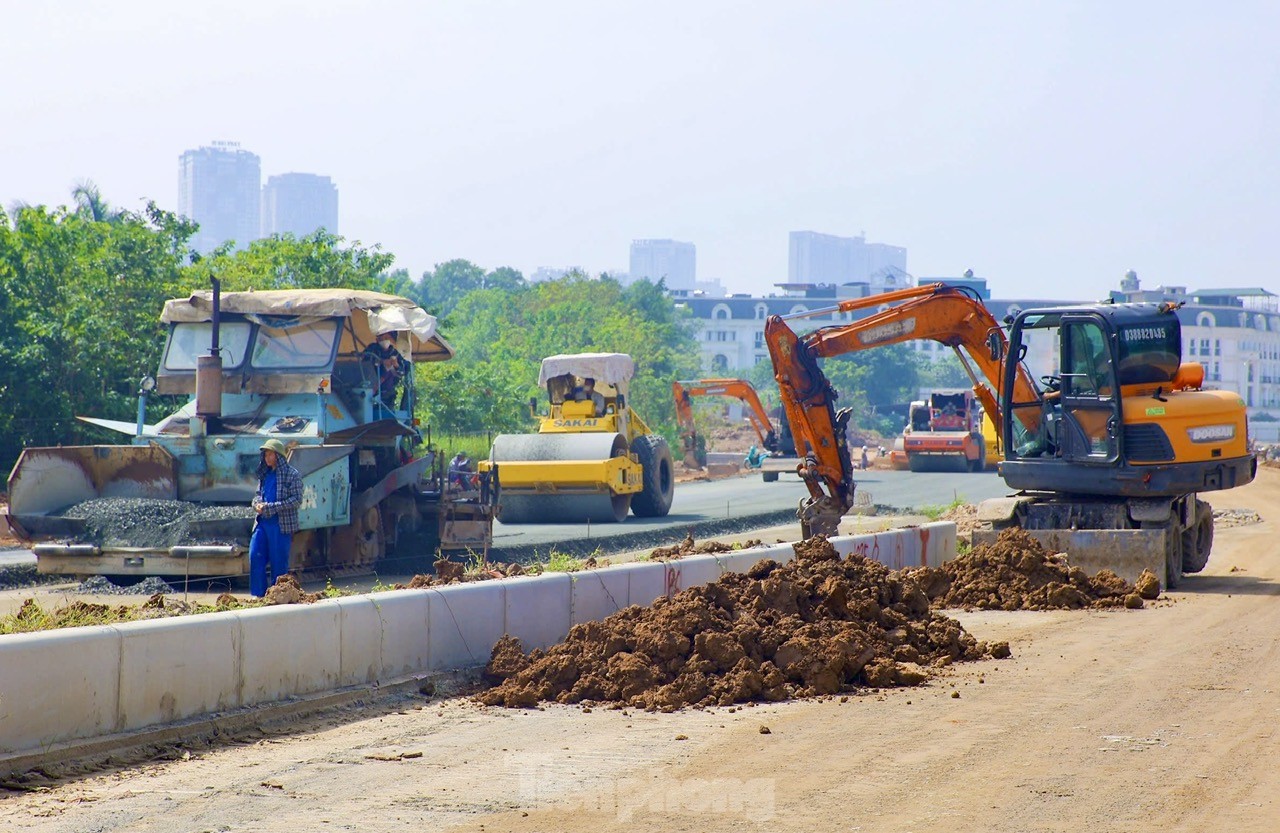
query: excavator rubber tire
1182 498 1214 573
762 470 780 483
630 434 675 517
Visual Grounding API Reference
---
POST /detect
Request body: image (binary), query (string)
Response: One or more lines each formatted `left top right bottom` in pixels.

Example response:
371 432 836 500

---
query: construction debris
648 532 763 561
478 536 1009 711
907 527 1154 611
263 574 322 605
1213 508 1262 528
940 503 983 536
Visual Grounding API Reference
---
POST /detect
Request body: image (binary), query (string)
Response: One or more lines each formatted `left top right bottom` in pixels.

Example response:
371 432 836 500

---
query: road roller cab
486 353 675 524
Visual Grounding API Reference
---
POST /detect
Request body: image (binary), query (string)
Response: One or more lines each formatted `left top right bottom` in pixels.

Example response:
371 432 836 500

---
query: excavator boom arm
765 283 1039 534
672 379 777 449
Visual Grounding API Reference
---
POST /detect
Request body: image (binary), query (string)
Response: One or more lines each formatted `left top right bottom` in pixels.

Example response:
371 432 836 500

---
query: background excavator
765 282 1256 588
672 378 778 468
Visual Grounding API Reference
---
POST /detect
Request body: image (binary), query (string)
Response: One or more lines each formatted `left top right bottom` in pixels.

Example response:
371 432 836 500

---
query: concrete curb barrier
568 569 629 625
119 614 240 730
365 589 430 680
0 625 122 753
0 522 956 761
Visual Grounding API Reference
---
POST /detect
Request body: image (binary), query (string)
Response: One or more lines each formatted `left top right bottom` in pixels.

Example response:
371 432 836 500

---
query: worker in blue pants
249 438 303 597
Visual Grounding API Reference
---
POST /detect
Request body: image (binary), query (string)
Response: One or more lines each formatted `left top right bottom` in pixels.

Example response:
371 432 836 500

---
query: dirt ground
3 471 1279 831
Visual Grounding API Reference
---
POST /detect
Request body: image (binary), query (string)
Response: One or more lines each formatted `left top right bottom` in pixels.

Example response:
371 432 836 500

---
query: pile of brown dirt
674 463 712 483
907 528 1152 611
940 503 983 536
705 423 763 453
397 558 529 589
477 536 1009 710
648 532 763 561
263 574 322 605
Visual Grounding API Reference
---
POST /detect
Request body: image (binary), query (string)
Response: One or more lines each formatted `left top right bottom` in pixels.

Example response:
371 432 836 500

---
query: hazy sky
3 1 1277 299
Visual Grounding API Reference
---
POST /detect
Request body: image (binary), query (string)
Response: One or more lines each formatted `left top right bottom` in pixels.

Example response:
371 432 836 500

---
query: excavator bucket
5 445 177 541
969 527 1168 588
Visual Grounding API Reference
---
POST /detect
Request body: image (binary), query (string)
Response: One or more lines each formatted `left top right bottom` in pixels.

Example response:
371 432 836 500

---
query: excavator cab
999 304 1252 497
1004 312 1122 464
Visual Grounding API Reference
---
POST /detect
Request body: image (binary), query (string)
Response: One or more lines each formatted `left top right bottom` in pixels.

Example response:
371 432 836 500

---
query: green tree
0 200 195 470
415 258 486 315
71 179 118 223
185 230 395 292
415 274 698 438
484 266 525 292
379 267 416 299
919 353 972 389
820 342 925 434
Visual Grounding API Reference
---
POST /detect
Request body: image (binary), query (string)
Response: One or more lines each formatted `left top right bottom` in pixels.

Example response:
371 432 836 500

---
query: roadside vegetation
917 495 969 520
0 189 699 474
0 545 618 635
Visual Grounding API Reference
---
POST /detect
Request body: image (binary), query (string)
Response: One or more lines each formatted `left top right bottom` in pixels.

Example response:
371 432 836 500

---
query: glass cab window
1116 321 1180 386
1062 321 1115 397
1059 320 1119 461
163 321 252 370
250 319 341 369
1006 314 1119 462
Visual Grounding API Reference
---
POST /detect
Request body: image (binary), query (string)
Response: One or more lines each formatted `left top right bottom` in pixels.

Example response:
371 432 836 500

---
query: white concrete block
666 554 724 592
503 573 572 650
366 589 431 680
331 596 381 686
625 561 670 606
569 569 631 625
832 530 910 568
117 613 240 731
0 626 121 753
237 603 342 704
921 521 958 567
427 582 505 670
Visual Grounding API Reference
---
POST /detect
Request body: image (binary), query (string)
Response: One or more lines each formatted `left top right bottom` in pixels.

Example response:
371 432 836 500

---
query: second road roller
485 353 675 523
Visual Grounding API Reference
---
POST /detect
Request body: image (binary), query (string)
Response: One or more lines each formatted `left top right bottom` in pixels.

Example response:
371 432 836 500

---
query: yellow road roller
485 353 675 523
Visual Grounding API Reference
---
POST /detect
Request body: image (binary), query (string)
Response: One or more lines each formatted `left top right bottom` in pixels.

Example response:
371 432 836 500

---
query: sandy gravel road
3 469 1277 832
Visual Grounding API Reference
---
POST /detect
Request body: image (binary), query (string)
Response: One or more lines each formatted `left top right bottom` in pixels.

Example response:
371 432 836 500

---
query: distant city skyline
178 142 261 255
177 141 339 255
5 2 1277 299
262 172 339 238
788 230 908 291
629 239 696 292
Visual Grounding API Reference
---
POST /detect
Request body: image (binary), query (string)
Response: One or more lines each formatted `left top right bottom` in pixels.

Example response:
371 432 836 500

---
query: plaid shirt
256 460 304 534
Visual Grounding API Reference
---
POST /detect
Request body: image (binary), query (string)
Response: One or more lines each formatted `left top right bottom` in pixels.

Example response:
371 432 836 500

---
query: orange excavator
766 282 1256 588
672 378 778 469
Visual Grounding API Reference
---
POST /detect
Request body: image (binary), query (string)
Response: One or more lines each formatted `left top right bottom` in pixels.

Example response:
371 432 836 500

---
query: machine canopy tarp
161 288 453 362
538 353 635 390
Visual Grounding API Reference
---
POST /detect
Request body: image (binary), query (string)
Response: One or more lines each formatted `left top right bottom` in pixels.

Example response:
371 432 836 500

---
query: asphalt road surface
490 468 1008 556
